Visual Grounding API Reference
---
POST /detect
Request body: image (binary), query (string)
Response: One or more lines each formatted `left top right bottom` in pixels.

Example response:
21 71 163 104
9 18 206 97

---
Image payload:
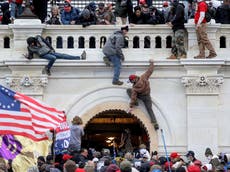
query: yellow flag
4 135 51 172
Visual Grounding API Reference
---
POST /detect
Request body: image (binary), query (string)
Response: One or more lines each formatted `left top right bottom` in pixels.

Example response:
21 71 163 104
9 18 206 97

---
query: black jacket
215 4 230 24
171 2 185 32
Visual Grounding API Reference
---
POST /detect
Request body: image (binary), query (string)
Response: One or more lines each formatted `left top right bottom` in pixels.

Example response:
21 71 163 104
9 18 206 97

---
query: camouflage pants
171 29 187 57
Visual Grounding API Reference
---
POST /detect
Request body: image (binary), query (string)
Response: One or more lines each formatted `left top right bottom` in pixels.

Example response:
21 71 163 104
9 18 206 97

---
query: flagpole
51 128 56 163
160 129 172 172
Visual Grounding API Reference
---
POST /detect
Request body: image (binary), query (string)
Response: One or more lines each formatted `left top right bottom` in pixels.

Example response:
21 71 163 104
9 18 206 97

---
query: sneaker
194 55 205 59
206 53 217 59
81 50 86 60
103 56 111 66
167 54 177 59
112 80 123 85
45 67 51 76
152 122 159 130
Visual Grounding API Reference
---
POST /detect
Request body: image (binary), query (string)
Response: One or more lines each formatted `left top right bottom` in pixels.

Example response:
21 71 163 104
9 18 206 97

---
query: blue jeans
108 55 121 82
10 2 23 18
41 52 80 69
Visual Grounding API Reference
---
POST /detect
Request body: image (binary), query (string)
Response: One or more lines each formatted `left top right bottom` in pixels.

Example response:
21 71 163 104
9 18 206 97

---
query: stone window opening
79 36 85 48
56 36 63 48
89 37 96 48
220 36 226 48
166 36 172 48
155 36 162 48
67 36 74 48
144 36 151 48
4 37 10 48
133 36 139 48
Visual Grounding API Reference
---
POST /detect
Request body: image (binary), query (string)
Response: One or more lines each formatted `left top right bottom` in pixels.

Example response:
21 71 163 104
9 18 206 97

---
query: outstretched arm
142 59 154 79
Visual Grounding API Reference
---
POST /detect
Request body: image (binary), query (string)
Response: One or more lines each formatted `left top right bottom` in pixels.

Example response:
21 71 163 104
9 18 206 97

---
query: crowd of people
0 0 229 25
2 143 230 172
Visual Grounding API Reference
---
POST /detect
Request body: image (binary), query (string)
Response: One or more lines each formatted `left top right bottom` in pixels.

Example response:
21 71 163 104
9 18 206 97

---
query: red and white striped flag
0 85 66 141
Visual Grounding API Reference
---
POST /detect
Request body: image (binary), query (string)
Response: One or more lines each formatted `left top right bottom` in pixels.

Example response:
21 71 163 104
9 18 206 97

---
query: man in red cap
127 59 159 130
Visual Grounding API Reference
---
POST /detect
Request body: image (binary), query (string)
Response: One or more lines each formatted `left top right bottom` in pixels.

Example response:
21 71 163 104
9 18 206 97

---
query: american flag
0 85 66 141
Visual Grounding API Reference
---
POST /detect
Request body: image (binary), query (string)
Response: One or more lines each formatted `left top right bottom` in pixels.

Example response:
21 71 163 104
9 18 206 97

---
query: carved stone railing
0 19 229 61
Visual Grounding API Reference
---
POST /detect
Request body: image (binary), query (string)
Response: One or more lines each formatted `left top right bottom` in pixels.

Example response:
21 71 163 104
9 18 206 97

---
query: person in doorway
127 59 159 130
194 0 217 59
68 116 85 155
102 25 129 86
26 35 86 75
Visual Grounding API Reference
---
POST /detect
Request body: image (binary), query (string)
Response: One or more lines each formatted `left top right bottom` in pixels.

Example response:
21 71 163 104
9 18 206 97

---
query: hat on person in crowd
129 74 138 82
186 150 195 157
205 148 213 157
187 165 201 172
81 9 91 18
64 0 71 12
170 152 180 159
121 25 129 32
106 164 121 172
65 0 71 4
163 1 169 7
62 154 73 161
92 157 99 163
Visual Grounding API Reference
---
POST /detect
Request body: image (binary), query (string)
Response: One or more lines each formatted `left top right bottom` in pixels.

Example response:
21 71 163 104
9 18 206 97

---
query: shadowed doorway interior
82 109 150 154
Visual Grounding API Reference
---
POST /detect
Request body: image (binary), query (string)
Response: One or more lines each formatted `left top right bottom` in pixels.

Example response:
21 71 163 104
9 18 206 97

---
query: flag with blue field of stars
0 85 66 141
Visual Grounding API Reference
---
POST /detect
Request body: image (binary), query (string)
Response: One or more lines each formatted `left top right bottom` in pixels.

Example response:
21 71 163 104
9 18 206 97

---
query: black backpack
205 3 212 22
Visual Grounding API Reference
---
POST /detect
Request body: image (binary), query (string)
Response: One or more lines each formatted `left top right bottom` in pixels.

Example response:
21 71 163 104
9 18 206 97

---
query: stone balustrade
0 19 229 62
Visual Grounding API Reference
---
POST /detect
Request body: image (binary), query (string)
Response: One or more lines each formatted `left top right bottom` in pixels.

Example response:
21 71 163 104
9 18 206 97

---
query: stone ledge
2 59 228 67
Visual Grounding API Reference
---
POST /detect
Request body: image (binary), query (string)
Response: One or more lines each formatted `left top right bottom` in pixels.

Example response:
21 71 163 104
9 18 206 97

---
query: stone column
181 59 224 161
9 19 45 53
185 20 220 59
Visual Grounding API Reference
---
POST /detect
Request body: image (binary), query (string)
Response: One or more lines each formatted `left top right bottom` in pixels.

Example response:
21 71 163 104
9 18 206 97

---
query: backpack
205 3 212 22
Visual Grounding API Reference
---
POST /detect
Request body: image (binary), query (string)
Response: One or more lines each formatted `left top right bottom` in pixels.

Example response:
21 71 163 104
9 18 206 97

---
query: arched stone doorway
66 86 172 152
82 109 150 154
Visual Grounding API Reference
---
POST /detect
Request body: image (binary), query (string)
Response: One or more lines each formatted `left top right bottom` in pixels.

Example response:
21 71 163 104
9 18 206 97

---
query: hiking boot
194 55 205 59
103 56 111 66
152 122 159 130
167 54 177 59
112 80 123 85
178 54 187 59
81 50 86 60
206 53 217 59
45 67 51 76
